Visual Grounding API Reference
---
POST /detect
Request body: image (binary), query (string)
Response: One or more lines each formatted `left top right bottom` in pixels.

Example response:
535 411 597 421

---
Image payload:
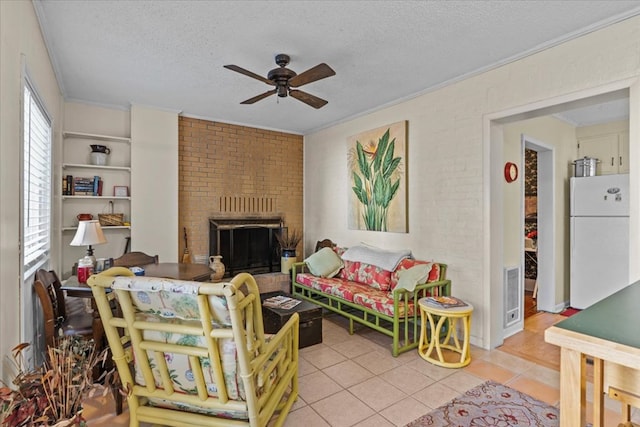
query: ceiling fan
224 54 336 109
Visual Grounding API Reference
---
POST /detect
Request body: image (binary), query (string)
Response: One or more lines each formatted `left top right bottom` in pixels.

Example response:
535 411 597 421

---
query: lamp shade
70 220 107 246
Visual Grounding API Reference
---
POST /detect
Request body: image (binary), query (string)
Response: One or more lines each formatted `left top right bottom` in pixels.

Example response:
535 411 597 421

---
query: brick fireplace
178 117 303 292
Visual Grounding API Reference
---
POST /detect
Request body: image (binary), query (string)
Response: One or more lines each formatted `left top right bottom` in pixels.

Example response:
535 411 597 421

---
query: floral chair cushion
134 321 246 401
112 276 232 327
147 396 249 421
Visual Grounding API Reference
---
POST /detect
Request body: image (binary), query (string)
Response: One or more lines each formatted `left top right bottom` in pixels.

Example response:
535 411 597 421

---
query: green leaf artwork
350 127 403 231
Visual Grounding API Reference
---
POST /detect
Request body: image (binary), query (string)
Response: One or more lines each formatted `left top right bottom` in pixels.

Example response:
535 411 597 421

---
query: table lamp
70 220 107 266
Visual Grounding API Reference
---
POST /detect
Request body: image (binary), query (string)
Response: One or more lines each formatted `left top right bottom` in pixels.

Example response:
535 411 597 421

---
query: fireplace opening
209 217 283 277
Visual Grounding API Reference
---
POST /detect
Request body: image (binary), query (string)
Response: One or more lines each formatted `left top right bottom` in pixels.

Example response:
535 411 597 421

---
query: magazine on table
424 296 468 308
262 295 302 310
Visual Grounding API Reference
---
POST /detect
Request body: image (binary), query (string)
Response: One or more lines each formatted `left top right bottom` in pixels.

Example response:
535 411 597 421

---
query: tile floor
83 313 640 427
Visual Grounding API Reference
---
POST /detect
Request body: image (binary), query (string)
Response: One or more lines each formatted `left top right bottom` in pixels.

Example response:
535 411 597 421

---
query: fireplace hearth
209 217 284 277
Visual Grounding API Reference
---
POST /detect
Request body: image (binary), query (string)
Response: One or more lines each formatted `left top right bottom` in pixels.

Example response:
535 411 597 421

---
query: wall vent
504 266 521 327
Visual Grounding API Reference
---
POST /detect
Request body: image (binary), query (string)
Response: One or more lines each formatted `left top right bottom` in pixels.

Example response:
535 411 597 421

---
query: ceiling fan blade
289 89 328 109
240 89 277 104
288 63 336 88
224 64 275 86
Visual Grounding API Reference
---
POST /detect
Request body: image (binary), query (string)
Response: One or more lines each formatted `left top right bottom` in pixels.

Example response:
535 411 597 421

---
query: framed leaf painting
347 121 407 232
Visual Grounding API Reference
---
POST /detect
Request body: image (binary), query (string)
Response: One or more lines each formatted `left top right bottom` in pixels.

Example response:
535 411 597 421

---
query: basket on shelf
98 213 124 226
99 200 124 226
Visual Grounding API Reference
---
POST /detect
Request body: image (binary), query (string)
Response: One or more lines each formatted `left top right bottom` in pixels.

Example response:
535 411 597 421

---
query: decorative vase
209 255 225 282
281 249 297 274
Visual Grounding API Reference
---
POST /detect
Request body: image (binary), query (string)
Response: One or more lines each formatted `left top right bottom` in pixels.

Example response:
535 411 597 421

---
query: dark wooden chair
315 239 336 252
33 269 123 414
34 269 93 349
112 251 159 267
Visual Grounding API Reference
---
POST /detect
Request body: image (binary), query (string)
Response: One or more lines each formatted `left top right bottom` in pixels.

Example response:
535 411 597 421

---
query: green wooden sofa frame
291 262 451 357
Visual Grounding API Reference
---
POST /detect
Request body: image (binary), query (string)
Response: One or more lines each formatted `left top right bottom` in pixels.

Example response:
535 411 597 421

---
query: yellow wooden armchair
88 267 299 427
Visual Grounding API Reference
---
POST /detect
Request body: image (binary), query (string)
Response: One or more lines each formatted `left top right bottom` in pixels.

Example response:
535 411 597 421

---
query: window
23 82 52 278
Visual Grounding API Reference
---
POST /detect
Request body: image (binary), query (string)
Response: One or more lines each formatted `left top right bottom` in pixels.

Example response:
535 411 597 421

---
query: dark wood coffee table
260 292 322 348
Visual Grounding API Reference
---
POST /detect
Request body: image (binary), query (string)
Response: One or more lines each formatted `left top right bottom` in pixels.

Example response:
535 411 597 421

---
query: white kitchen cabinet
577 131 629 175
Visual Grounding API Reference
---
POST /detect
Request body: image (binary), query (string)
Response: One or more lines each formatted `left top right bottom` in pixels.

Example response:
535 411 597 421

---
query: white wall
304 16 640 349
130 105 179 262
0 0 63 380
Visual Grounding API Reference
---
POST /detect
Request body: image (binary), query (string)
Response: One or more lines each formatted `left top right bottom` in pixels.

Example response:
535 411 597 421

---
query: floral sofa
291 245 451 356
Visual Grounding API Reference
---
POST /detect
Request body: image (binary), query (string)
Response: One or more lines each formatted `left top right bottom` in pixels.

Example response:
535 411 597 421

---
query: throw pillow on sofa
390 258 441 291
339 259 393 291
305 247 344 278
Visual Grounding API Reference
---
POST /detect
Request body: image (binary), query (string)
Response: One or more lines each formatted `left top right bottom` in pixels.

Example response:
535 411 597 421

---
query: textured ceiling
34 1 640 134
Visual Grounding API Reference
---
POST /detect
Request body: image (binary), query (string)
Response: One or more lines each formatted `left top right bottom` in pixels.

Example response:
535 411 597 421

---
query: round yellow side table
418 297 474 368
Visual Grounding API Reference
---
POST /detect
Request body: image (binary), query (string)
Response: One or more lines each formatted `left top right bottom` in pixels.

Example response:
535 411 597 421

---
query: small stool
418 297 474 368
609 386 640 427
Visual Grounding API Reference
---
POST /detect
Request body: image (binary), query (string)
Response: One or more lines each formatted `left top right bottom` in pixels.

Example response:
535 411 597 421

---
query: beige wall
131 105 179 262
502 116 578 305
0 0 63 380
304 16 640 348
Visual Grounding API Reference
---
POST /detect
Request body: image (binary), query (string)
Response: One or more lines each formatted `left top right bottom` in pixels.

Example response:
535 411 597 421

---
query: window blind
23 83 52 277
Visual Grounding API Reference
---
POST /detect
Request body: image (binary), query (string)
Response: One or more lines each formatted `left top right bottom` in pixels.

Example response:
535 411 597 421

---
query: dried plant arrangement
0 337 112 427
275 228 302 251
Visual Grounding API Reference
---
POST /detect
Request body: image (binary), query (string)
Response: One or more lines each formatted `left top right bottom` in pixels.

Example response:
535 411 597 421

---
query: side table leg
450 317 461 351
424 312 438 360
461 313 471 365
434 315 448 363
419 307 427 353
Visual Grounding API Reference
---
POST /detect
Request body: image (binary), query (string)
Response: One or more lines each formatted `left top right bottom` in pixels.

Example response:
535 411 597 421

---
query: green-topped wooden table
545 281 640 427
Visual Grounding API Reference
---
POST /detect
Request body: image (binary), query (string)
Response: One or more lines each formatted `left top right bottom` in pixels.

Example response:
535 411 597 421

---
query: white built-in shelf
62 163 131 172
63 131 131 143
62 225 131 232
61 195 131 200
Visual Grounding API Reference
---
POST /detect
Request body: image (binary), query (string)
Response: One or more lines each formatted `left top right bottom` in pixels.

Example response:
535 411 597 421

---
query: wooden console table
545 281 640 427
141 262 212 282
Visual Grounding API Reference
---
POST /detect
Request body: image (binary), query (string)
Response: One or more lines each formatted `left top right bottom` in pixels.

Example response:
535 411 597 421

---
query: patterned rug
406 380 559 427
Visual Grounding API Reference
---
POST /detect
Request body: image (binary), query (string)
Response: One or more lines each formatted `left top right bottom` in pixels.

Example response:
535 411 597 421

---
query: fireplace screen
209 218 283 277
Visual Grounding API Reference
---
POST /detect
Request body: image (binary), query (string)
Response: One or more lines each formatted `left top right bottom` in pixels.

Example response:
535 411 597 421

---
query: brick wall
178 117 303 262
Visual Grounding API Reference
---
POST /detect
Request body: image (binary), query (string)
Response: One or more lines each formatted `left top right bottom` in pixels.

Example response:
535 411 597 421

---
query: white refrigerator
570 174 629 309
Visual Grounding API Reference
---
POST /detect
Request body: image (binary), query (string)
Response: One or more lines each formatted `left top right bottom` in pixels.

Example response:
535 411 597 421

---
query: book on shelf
63 174 73 195
424 296 468 308
92 175 102 196
262 295 302 310
69 175 102 196
73 177 93 184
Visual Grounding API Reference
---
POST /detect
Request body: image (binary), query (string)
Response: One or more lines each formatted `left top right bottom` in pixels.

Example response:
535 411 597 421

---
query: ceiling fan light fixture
225 53 335 109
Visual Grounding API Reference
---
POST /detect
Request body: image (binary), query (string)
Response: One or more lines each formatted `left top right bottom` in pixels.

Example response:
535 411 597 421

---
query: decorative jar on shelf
209 255 225 282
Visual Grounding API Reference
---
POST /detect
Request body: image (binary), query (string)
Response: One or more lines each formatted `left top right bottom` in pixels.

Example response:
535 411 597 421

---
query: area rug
406 380 558 427
560 307 581 317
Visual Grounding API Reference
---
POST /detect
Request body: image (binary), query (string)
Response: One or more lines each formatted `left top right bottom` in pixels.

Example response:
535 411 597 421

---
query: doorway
486 85 636 349
523 147 538 318
522 135 555 317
